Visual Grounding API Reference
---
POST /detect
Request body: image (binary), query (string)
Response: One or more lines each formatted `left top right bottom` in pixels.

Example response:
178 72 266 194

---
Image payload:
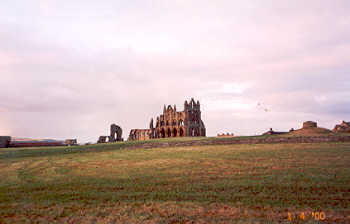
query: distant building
217 133 234 138
129 98 206 141
65 139 78 146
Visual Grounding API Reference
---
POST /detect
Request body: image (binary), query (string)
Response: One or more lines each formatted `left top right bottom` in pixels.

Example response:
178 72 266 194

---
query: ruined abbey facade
128 98 206 141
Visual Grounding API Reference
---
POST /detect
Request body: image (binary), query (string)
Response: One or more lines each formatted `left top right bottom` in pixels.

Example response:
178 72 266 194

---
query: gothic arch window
166 120 169 126
179 128 184 137
161 129 166 138
195 128 199 136
172 120 176 126
178 120 184 126
167 128 171 137
192 113 196 122
173 128 178 137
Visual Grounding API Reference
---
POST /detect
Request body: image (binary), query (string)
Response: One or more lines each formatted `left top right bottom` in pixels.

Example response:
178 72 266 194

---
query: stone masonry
98 124 123 143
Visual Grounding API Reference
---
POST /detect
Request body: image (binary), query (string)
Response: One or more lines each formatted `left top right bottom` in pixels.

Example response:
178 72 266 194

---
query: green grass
0 137 210 159
0 136 270 160
0 134 333 159
0 140 349 223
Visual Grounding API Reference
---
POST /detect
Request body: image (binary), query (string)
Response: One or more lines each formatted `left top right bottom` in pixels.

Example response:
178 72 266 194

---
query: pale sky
1 0 350 142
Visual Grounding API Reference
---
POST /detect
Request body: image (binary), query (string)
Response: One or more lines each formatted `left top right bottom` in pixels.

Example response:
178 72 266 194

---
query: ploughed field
0 138 349 223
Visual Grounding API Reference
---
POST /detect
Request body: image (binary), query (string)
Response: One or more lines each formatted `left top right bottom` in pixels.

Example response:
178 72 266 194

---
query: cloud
0 0 350 141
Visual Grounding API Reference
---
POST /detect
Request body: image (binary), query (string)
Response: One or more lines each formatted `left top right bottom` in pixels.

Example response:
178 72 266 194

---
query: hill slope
284 127 333 136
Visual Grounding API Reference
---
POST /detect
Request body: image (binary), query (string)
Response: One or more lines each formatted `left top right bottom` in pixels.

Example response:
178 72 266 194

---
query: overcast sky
1 0 350 142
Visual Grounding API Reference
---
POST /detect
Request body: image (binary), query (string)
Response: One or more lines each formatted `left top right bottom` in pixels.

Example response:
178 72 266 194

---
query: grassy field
0 139 349 223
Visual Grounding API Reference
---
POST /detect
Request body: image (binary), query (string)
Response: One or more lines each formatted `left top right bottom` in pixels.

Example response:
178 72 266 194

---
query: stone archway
167 128 171 137
161 128 166 138
110 124 122 142
173 128 178 137
179 128 184 137
194 128 199 136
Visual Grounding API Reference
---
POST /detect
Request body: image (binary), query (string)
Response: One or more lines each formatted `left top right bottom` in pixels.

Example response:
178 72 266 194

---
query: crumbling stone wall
128 129 152 141
97 136 109 143
110 124 122 142
97 124 123 143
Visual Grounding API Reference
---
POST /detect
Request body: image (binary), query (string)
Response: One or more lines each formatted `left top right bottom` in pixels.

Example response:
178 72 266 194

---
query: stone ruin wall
154 108 186 138
98 124 123 143
128 129 152 141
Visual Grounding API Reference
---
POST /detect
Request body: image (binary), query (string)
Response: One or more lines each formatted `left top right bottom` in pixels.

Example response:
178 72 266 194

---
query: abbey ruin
97 124 123 143
128 98 206 141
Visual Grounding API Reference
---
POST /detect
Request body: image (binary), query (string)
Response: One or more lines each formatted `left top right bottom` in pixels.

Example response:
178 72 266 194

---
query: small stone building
303 121 317 129
129 98 206 140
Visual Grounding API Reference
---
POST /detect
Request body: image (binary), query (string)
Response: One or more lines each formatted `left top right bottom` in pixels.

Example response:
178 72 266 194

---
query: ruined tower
183 98 206 137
